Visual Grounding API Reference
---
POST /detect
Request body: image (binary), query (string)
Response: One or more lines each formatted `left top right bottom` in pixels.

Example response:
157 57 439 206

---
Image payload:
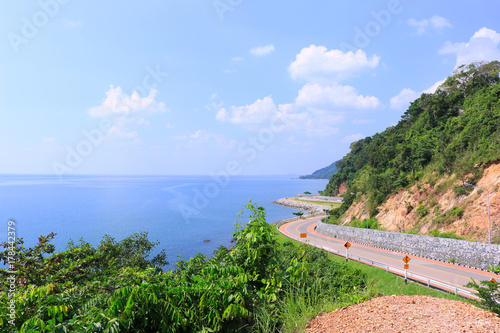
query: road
279 215 499 299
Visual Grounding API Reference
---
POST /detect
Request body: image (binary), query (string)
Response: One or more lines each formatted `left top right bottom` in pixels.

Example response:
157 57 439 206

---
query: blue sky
1 0 500 176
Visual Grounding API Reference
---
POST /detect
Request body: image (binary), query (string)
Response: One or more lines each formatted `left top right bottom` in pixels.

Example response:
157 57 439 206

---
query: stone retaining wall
316 221 500 271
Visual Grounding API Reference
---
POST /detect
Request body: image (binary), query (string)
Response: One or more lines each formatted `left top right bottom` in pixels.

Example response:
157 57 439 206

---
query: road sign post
403 256 411 284
344 242 351 262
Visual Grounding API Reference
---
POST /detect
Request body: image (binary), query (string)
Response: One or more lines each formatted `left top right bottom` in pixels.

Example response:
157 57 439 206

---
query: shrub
453 184 473 198
416 204 429 218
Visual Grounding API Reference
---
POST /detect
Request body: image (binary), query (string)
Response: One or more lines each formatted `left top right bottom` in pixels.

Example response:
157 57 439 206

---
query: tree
293 211 305 219
441 61 500 98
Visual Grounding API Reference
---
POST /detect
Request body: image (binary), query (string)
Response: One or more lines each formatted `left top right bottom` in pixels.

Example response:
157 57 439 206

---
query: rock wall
316 221 500 271
271 198 326 214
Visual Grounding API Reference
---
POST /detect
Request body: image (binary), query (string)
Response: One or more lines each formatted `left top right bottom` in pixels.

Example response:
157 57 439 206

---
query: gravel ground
306 295 500 333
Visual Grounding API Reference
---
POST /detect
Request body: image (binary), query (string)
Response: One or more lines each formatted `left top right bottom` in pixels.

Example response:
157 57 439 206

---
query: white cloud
106 126 139 140
389 88 420 110
341 133 365 144
166 123 174 129
216 45 383 137
250 44 275 56
215 96 339 136
205 93 224 111
423 79 446 94
408 15 452 35
288 45 380 83
296 83 382 111
439 27 500 67
390 79 446 110
231 57 244 61
216 96 278 124
88 85 167 118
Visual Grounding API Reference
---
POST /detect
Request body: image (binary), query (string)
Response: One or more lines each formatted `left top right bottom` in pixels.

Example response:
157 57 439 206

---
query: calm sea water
0 175 328 267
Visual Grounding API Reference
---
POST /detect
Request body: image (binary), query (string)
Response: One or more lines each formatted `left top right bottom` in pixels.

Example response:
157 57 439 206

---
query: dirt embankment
340 163 500 243
306 295 500 333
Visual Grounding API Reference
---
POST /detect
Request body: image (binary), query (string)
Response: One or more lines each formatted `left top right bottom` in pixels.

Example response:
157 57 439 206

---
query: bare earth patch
306 295 500 333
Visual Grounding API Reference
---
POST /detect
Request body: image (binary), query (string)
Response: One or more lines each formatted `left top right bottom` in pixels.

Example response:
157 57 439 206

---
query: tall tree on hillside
441 61 500 98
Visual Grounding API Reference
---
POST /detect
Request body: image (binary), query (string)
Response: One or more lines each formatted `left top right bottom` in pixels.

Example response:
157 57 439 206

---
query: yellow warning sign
404 264 409 270
403 255 411 264
300 233 307 238
491 278 498 284
344 242 351 249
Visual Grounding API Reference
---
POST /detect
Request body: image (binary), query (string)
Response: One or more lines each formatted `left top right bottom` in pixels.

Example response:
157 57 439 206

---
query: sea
0 175 328 267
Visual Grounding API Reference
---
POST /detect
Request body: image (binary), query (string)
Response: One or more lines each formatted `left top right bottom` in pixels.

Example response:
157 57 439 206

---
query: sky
1 0 500 176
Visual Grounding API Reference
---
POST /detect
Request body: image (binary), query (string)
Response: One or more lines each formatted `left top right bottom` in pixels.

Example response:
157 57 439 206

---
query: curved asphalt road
279 215 499 299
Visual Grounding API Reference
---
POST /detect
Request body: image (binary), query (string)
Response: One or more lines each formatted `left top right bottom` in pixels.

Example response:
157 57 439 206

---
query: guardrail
276 225 480 301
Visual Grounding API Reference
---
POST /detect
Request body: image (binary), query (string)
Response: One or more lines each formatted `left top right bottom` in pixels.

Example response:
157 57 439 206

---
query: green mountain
299 160 340 179
322 61 500 222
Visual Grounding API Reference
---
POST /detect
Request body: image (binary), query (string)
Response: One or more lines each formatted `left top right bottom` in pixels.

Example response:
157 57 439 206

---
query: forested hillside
299 160 340 179
323 61 500 227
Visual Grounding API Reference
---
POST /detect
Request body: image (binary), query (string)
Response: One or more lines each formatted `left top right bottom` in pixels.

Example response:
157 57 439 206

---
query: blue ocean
0 175 328 267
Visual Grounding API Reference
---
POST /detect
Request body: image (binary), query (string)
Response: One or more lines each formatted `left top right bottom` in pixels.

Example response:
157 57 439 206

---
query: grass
290 198 342 208
272 227 476 332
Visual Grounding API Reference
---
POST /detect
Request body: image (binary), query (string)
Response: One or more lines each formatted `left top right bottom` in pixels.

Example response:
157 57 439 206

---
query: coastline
270 197 335 226
271 197 327 214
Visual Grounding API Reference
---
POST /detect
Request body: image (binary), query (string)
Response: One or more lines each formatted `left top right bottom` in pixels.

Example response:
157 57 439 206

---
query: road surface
279 215 499 299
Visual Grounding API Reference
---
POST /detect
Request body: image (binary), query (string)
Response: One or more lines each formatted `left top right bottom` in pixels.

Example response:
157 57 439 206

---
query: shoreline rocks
271 198 327 214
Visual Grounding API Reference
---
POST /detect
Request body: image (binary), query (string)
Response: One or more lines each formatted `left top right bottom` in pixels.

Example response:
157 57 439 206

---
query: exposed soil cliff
340 163 500 243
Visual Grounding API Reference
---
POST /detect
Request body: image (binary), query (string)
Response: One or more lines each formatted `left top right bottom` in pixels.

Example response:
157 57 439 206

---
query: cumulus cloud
439 27 500 67
216 96 278 124
341 133 365 144
389 79 447 110
288 45 380 82
408 15 452 35
423 79 446 94
389 88 420 110
250 44 275 56
216 45 383 137
296 83 382 111
87 85 167 118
